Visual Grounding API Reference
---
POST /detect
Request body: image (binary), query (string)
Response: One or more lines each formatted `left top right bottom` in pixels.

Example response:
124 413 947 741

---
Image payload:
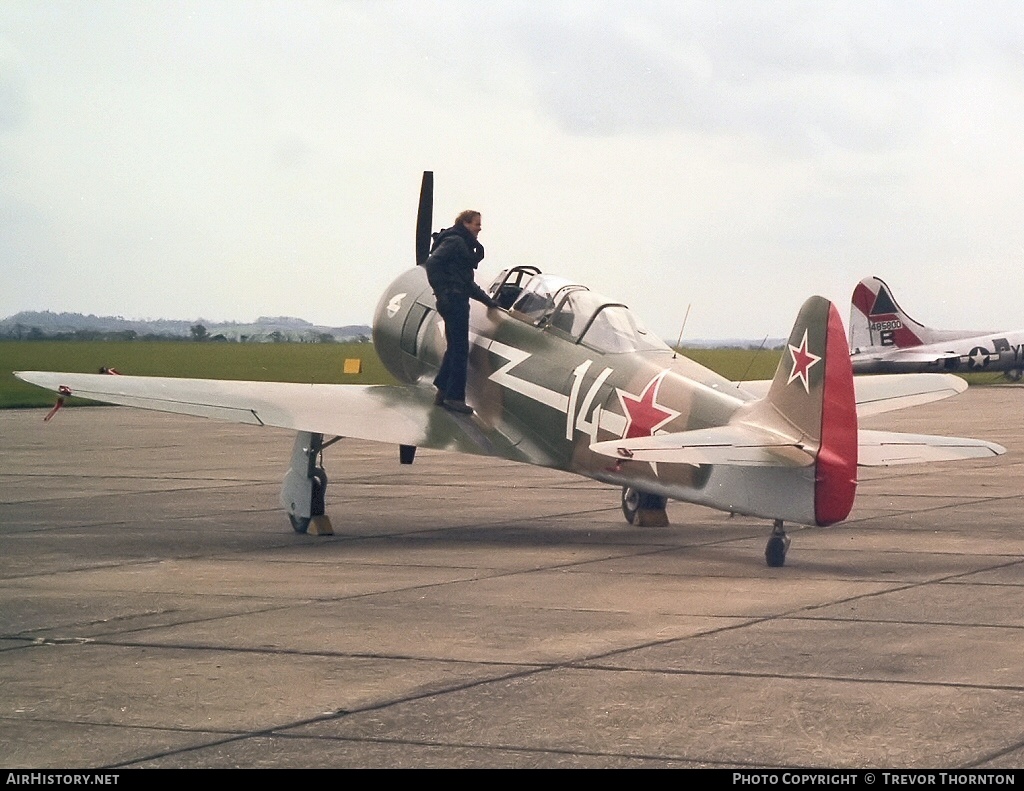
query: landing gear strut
621 487 669 527
280 432 336 535
765 519 790 567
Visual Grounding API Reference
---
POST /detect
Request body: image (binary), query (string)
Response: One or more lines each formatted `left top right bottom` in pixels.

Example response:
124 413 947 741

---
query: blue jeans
433 294 470 402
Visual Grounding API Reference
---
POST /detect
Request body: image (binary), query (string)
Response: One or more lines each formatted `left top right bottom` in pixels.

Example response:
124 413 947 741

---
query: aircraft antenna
671 304 692 360
736 335 770 387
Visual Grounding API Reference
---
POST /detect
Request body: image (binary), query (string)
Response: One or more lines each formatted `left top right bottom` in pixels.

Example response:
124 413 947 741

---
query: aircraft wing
857 430 1005 466
14 371 535 462
738 372 966 417
589 424 815 467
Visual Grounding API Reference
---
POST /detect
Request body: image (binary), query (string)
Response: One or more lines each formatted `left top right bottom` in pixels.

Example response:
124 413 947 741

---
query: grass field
678 346 783 381
0 341 398 408
4 340 994 410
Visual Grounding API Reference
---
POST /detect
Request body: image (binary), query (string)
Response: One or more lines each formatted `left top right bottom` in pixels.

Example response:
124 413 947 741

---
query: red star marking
786 328 821 393
617 371 680 439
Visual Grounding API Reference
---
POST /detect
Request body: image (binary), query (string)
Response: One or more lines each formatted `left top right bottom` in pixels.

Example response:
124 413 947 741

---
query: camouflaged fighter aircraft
851 276 1024 379
16 174 1006 567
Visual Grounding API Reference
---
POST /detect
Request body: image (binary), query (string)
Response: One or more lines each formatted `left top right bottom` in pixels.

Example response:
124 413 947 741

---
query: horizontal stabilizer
739 373 966 418
590 424 814 468
591 425 1004 468
847 373 965 417
858 430 1005 466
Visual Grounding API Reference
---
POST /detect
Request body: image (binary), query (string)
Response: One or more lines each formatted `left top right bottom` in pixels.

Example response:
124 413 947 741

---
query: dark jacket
425 224 490 303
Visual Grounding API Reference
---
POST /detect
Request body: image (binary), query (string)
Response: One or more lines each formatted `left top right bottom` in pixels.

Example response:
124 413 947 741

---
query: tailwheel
765 519 790 567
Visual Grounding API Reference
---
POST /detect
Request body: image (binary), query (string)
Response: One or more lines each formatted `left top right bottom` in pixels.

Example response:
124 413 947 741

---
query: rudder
763 296 858 526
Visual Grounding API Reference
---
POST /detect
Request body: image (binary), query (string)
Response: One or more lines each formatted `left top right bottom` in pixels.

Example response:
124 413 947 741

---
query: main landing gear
765 519 790 567
280 432 338 535
621 487 669 527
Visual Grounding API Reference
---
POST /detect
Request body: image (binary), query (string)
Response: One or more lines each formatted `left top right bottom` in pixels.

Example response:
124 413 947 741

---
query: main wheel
621 486 640 525
289 472 325 534
765 535 788 567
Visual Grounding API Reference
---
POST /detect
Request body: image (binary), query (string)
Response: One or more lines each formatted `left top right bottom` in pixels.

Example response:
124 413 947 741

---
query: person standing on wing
425 209 498 414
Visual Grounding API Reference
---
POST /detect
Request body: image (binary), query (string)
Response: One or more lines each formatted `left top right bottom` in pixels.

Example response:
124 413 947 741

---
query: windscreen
550 290 670 353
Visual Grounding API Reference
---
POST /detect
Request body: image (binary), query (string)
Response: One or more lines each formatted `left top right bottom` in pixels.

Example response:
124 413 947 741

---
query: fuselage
851 331 1024 375
372 266 820 524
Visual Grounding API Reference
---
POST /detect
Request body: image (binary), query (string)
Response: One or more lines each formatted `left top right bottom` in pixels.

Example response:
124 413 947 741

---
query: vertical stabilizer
849 276 927 351
762 296 858 525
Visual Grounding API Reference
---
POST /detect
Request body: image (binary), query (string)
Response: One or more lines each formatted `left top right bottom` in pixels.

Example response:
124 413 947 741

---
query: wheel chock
307 515 334 536
635 507 669 527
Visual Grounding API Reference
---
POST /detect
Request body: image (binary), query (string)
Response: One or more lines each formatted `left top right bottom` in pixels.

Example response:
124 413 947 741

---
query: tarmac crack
105 664 554 769
569 662 1024 694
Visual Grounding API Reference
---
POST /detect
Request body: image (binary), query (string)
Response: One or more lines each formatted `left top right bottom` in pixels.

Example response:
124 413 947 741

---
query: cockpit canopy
488 267 669 354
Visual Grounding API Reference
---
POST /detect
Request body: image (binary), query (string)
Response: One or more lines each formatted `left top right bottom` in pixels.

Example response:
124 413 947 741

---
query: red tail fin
815 302 858 525
764 296 858 525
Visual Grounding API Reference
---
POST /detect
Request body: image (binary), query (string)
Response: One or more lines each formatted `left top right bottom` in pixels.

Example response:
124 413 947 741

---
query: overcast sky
2 1 1023 339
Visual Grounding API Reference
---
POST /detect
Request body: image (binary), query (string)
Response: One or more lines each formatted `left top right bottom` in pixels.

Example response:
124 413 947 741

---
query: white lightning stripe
484 339 569 412
471 335 626 440
577 366 614 441
566 360 593 440
599 409 627 436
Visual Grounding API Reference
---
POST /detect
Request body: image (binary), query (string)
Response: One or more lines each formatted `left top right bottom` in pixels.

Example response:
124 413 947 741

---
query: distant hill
680 338 786 350
0 311 372 343
0 310 785 349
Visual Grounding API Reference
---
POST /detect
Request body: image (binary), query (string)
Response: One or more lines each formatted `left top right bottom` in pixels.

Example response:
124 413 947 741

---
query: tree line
1 323 370 343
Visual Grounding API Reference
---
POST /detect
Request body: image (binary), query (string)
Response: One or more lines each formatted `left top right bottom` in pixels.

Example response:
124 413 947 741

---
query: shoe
434 389 445 406
442 399 474 415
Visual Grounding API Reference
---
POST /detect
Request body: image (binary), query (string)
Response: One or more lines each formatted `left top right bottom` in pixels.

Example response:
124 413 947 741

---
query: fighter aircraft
850 276 1024 378
16 175 1006 567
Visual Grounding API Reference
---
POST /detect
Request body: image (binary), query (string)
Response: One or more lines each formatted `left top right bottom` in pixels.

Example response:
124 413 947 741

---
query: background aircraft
850 276 1024 378
16 176 1005 567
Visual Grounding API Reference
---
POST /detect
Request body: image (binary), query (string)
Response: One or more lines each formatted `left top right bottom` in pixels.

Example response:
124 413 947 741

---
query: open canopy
489 268 670 354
